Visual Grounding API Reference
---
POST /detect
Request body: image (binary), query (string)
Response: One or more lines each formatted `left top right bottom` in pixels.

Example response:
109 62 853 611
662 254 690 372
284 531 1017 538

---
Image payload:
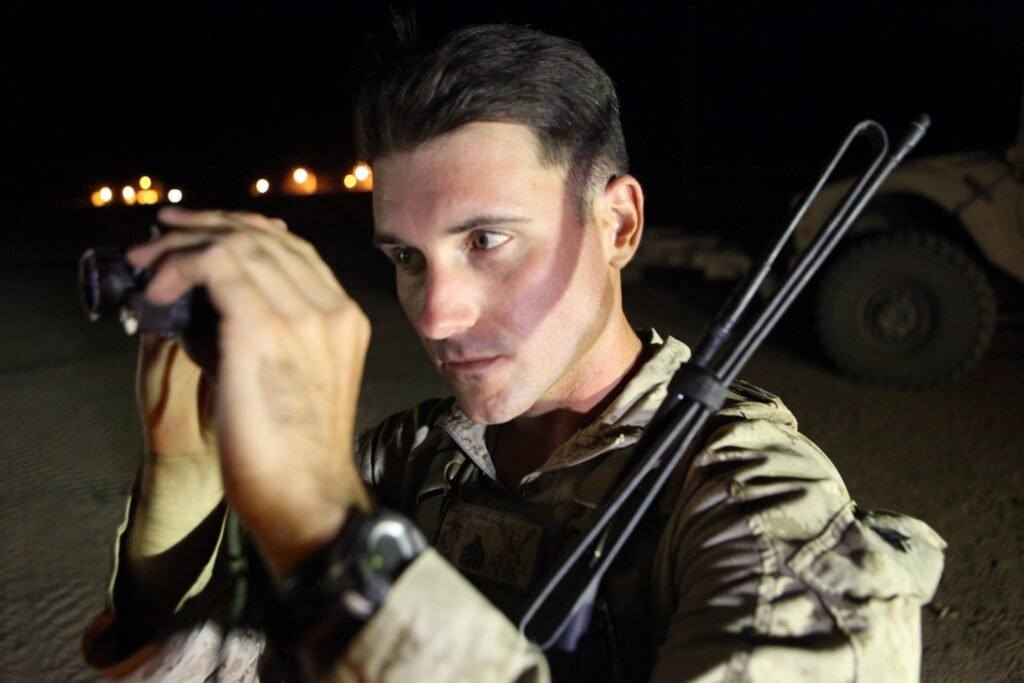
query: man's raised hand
128 207 372 578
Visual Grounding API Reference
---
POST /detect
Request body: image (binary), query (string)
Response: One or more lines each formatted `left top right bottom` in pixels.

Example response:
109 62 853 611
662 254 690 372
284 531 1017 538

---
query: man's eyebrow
373 214 529 247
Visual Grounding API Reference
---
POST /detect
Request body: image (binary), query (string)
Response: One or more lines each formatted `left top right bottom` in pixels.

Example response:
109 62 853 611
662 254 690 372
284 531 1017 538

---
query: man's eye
470 231 511 251
389 247 423 271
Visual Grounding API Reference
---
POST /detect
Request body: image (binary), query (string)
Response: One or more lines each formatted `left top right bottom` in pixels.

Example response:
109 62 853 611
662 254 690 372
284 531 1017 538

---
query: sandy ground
1 263 1021 681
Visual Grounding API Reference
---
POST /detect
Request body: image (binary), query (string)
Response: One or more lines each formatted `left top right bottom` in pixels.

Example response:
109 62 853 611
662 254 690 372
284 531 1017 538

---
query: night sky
3 1 1021 238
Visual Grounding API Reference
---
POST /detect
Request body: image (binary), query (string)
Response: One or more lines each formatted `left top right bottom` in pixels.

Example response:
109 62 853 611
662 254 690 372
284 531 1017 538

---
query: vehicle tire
815 230 996 388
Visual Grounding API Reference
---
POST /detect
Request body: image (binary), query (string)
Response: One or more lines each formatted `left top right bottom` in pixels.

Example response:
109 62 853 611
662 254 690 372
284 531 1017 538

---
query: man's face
372 122 619 424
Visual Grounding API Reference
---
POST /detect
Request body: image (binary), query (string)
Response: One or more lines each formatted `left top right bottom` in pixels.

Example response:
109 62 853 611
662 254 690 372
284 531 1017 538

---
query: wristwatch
275 507 428 677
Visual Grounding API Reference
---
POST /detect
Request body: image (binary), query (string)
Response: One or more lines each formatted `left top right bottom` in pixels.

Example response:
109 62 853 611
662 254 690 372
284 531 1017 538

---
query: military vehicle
794 140 1024 388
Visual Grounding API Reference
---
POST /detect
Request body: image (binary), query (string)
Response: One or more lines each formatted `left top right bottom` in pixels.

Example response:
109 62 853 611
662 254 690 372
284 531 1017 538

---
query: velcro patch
435 502 544 592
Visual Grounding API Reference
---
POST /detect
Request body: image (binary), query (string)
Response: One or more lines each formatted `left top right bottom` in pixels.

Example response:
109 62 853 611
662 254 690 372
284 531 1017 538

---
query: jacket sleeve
81 487 236 677
343 398 549 682
84 400 548 682
648 387 946 682
337 550 547 682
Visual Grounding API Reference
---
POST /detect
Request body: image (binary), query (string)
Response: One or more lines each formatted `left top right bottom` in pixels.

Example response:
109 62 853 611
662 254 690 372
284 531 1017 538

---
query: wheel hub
859 284 933 351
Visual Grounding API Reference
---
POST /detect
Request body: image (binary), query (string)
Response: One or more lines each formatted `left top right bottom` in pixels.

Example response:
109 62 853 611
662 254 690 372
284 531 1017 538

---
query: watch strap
273 507 425 678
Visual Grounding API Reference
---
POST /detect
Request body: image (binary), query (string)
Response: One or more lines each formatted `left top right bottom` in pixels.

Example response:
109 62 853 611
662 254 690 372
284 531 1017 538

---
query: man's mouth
440 356 504 376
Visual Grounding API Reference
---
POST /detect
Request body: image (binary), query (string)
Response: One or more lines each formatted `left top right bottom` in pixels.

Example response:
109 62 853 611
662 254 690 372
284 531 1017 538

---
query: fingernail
125 246 145 265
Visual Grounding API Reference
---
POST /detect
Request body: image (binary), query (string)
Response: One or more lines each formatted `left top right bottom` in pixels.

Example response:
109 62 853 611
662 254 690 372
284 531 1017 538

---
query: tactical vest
404 432 677 683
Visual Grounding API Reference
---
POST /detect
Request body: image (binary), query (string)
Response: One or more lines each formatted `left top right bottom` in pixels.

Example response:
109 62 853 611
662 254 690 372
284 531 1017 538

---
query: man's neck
492 320 646 491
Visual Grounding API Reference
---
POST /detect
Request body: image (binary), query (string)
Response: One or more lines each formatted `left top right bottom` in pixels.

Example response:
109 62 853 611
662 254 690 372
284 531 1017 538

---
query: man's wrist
250 471 372 580
272 507 427 678
259 505 352 580
129 452 224 558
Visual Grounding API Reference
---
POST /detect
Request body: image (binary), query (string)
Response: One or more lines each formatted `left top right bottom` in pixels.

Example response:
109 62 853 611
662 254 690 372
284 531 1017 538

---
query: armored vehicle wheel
815 230 996 388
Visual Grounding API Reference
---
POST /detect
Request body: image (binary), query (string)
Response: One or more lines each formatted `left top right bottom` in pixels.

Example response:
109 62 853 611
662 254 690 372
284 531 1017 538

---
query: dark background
2 1 1021 256
2 3 1023 681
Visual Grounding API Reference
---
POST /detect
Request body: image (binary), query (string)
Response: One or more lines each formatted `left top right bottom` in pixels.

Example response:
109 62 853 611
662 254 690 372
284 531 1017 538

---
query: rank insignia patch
435 502 544 592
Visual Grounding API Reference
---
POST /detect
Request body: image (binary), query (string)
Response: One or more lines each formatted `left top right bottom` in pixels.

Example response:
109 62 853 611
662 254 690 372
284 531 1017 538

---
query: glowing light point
353 164 370 181
137 189 160 205
167 188 183 203
99 187 113 202
122 186 136 204
256 178 270 194
343 174 357 189
292 167 309 184
139 175 152 190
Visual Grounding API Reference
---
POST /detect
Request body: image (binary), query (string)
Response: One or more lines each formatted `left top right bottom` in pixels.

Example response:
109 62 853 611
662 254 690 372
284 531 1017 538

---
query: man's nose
413 267 480 341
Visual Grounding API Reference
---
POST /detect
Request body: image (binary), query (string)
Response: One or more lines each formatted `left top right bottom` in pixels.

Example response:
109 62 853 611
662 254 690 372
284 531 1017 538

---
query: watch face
274 508 427 663
363 514 428 575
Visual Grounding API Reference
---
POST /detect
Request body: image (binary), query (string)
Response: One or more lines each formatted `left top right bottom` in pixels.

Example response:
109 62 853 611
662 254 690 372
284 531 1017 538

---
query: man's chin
454 389 524 425
456 401 510 426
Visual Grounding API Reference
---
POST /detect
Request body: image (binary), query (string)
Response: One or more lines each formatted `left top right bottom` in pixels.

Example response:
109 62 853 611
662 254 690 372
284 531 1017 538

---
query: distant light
137 189 160 205
122 186 136 204
167 188 183 203
139 175 152 190
295 170 317 194
90 189 111 207
99 187 113 203
343 174 357 189
256 178 270 194
353 163 370 182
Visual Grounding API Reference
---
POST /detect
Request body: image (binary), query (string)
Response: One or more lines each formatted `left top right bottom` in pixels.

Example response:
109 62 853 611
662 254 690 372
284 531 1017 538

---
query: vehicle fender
795 153 1024 284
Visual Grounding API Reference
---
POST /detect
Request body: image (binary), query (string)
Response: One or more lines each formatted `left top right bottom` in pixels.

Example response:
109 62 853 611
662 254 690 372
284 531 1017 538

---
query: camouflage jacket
83 332 945 682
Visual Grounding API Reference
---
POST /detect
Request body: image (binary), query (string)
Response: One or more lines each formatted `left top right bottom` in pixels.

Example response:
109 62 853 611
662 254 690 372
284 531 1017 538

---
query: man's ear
596 174 644 269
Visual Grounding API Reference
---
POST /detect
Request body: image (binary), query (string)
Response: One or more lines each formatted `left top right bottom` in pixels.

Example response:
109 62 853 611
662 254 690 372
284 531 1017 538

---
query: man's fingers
145 242 274 322
224 233 346 310
143 247 213 305
143 232 341 326
236 212 289 232
133 207 348 324
220 233 327 319
156 207 249 231
131 212 293 271
128 230 219 269
156 207 288 234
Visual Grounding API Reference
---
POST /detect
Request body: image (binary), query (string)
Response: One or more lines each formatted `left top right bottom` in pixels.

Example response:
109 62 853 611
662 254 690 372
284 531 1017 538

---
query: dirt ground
1 263 1021 681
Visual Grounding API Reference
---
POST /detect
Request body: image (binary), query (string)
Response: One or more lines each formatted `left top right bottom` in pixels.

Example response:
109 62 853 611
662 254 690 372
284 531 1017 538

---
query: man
83 23 945 682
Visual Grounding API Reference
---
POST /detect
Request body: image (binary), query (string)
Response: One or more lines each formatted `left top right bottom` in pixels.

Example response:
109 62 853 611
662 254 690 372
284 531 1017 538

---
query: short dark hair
353 23 629 216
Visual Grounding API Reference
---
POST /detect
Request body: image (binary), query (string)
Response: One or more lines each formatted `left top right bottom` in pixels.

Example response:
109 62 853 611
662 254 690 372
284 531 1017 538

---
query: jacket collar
437 331 691 481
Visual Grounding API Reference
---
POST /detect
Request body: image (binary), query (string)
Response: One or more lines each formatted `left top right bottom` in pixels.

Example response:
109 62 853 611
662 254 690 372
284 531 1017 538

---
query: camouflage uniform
84 332 945 681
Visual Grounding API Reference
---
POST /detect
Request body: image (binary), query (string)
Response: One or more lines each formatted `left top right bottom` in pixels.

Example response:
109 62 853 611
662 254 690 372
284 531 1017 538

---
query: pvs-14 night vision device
78 246 217 336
